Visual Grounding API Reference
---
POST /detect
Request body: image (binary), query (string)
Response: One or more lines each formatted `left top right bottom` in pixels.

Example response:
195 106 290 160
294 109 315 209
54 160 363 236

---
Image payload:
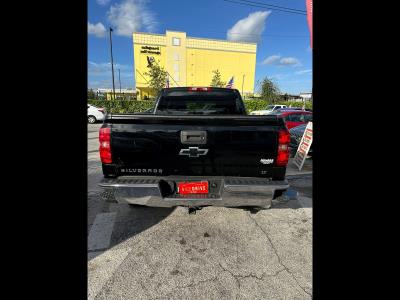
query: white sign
293 122 313 170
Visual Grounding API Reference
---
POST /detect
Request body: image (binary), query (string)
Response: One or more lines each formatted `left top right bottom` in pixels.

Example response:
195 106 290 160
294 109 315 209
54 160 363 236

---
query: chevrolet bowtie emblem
179 147 209 158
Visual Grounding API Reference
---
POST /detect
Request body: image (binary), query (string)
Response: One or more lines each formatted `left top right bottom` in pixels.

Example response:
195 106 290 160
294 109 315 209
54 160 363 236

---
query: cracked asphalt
88 124 312 299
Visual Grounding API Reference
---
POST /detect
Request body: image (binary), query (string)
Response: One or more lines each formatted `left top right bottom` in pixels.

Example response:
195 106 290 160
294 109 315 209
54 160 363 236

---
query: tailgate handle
181 131 207 144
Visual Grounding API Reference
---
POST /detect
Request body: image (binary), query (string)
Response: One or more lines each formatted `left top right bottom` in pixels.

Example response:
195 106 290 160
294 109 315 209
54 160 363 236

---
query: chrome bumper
99 176 290 208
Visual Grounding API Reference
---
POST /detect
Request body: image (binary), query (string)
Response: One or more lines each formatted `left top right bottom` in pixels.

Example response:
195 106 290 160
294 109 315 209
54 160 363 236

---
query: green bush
286 101 313 110
88 100 155 113
244 100 269 113
244 99 313 113
88 99 312 114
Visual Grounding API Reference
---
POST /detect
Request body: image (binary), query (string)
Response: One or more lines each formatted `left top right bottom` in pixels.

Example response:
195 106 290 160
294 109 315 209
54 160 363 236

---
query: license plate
177 181 209 195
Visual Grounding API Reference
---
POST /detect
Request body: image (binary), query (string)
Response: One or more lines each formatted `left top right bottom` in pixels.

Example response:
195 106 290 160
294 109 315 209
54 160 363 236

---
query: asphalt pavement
87 123 312 300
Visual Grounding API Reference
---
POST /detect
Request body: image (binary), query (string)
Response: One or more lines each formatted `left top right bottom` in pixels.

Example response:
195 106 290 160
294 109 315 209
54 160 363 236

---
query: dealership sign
140 46 161 55
293 122 313 170
306 0 312 49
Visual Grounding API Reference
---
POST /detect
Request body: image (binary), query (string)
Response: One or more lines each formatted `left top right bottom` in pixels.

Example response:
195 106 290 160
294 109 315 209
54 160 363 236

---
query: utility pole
109 27 116 100
242 74 245 99
118 68 121 94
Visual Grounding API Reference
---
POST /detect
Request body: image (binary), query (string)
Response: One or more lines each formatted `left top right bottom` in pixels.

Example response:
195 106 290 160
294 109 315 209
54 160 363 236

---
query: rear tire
88 115 97 124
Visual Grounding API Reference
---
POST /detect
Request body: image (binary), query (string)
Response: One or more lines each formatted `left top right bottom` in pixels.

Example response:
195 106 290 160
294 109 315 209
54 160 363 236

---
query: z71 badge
260 158 274 165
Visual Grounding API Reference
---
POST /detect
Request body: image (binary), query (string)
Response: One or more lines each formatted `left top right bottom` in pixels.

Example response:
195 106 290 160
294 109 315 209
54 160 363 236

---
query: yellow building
133 30 257 99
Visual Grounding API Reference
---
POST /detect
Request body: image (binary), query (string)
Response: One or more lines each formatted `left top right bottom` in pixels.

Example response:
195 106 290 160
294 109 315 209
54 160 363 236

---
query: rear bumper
99 176 290 208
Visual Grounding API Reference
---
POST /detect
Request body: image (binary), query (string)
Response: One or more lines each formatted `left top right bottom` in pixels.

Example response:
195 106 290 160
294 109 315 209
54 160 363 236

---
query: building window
174 53 180 61
173 63 179 72
174 72 180 82
172 37 180 46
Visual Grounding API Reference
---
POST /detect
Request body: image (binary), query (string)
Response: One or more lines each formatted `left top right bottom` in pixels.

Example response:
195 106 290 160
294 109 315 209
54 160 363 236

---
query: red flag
306 0 312 49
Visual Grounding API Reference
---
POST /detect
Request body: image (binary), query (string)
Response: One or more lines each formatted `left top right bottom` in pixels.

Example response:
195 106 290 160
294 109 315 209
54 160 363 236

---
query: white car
250 105 287 115
87 104 105 124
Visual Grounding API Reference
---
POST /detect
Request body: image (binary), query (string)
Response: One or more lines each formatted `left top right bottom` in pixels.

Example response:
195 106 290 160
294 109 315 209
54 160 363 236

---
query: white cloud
261 54 302 67
107 0 157 37
295 69 312 75
227 11 271 43
88 22 107 38
88 62 111 75
96 0 111 5
279 57 301 66
88 61 134 89
269 74 287 80
88 61 131 76
262 55 281 65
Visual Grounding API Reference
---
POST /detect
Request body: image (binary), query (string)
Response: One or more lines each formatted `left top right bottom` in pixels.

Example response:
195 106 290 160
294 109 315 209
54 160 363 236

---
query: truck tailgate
107 115 283 178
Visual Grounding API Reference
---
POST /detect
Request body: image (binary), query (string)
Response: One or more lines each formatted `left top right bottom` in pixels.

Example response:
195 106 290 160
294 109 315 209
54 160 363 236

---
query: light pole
242 74 245 99
118 68 121 94
109 27 116 100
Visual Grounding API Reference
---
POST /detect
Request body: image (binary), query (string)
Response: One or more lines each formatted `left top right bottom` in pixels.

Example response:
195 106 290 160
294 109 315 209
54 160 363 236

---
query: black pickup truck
99 87 291 210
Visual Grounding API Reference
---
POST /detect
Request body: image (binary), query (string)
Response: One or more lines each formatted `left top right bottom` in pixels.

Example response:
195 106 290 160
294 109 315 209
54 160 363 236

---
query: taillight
98 108 105 114
188 87 212 91
276 129 290 166
99 127 112 164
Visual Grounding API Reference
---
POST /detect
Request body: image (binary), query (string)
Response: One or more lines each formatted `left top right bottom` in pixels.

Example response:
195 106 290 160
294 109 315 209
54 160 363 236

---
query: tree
143 60 168 97
87 88 96 100
259 77 280 103
210 69 226 87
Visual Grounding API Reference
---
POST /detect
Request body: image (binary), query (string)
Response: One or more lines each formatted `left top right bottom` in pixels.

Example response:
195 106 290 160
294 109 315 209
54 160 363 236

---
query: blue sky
88 0 312 94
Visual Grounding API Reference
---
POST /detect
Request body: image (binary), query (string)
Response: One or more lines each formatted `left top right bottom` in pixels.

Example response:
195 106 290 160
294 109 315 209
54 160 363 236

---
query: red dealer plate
177 181 209 195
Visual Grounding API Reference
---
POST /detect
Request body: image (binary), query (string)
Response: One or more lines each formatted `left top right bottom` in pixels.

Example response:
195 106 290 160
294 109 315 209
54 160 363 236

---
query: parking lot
88 124 312 299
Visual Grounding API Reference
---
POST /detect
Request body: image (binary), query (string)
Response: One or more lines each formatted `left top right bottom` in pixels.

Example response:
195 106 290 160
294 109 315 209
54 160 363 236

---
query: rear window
290 124 307 132
304 113 313 122
287 113 304 122
156 90 245 115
